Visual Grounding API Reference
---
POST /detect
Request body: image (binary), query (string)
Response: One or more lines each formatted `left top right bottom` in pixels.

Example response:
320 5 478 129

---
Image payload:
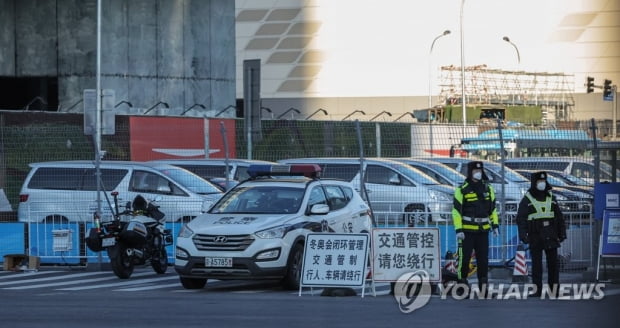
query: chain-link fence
0 111 617 270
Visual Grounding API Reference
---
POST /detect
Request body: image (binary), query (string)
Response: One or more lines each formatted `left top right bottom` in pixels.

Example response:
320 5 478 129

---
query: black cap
530 171 552 192
468 161 484 171
533 171 547 181
467 161 488 180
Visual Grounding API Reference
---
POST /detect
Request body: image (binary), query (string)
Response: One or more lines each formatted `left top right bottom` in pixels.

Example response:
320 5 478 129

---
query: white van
18 161 223 223
278 157 454 225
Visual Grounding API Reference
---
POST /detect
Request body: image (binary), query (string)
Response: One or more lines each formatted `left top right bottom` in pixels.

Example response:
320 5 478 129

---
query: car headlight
175 247 189 259
178 224 194 238
554 194 567 201
428 189 451 202
572 191 592 200
255 225 291 239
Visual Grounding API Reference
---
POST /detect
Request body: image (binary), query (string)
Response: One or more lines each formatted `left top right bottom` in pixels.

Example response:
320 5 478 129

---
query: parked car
424 157 527 201
514 169 593 216
18 161 223 223
504 156 619 184
514 169 594 197
544 170 593 189
423 157 528 217
278 157 454 225
174 164 373 290
150 159 277 190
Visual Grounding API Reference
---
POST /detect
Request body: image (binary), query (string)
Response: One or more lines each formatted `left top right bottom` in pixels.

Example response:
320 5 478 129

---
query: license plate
205 257 233 267
102 237 116 247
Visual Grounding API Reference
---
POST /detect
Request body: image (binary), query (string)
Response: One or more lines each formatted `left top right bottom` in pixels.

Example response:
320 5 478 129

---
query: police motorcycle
86 191 173 279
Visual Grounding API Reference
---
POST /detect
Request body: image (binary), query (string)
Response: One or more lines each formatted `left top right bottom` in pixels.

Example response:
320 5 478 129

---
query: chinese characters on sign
371 228 440 282
301 233 369 287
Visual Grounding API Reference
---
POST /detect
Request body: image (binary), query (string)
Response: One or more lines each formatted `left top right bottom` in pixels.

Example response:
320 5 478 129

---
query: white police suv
175 164 373 290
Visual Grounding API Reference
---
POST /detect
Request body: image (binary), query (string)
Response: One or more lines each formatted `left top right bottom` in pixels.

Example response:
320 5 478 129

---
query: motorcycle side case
119 220 148 248
85 228 103 252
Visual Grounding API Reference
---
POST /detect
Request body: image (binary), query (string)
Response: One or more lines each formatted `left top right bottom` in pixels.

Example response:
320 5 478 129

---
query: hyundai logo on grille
214 236 228 243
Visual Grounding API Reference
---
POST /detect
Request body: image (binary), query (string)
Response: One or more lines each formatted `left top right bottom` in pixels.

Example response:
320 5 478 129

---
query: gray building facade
0 0 236 117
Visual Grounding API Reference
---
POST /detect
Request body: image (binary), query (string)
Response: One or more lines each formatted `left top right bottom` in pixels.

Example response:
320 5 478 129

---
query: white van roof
29 160 181 170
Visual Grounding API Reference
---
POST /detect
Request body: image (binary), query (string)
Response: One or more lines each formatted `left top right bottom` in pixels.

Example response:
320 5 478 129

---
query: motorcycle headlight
255 225 291 239
178 224 194 238
428 189 451 202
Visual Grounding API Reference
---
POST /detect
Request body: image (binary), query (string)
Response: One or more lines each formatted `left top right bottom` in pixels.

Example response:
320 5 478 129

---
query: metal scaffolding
439 65 575 122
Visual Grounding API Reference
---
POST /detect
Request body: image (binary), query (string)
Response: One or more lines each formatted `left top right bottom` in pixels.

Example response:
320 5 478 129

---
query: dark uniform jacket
452 162 499 233
516 172 567 250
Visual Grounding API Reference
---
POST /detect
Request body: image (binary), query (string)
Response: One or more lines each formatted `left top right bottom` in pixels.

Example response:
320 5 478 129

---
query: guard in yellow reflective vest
452 161 499 290
516 171 566 297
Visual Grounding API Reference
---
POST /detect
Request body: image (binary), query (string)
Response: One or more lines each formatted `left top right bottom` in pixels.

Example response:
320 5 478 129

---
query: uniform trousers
458 230 489 285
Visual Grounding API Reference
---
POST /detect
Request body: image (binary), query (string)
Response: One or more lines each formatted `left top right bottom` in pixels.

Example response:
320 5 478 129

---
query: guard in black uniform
516 171 567 297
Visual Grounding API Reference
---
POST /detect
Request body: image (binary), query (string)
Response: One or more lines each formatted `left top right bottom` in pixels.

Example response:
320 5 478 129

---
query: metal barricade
18 201 187 266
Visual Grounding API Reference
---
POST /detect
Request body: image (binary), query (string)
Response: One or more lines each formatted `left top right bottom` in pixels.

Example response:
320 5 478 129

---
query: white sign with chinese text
300 233 369 287
371 228 441 282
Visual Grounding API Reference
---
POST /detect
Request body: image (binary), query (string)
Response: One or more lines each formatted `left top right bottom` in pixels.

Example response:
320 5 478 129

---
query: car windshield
403 162 465 185
485 163 529 183
546 175 570 187
422 162 465 184
390 163 441 185
156 168 222 195
210 185 305 214
548 171 590 186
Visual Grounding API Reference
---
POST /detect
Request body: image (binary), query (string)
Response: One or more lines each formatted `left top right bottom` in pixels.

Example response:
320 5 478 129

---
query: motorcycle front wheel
151 247 168 274
110 243 134 279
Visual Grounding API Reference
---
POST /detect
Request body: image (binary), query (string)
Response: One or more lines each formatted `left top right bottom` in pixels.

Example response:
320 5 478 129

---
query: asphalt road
0 268 618 328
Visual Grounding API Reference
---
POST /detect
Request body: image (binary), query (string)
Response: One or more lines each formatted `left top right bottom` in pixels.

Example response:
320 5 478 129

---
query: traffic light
586 76 595 93
603 79 612 98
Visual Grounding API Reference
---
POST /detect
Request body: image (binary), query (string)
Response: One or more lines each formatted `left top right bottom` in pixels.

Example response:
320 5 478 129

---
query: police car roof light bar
247 164 322 179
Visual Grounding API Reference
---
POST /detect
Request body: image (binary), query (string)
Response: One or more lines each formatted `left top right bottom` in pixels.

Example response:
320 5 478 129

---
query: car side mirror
389 175 400 185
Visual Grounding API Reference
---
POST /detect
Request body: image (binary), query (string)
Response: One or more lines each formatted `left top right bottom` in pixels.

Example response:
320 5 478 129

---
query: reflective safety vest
524 192 555 221
452 181 498 232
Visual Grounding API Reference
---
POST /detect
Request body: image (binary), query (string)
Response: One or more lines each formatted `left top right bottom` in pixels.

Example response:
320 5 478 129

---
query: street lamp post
503 36 521 106
369 111 392 121
429 30 450 158
429 30 451 108
277 107 300 120
342 110 366 121
502 36 521 64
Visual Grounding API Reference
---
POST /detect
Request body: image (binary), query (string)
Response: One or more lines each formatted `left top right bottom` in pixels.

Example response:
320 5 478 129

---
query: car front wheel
282 243 304 290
